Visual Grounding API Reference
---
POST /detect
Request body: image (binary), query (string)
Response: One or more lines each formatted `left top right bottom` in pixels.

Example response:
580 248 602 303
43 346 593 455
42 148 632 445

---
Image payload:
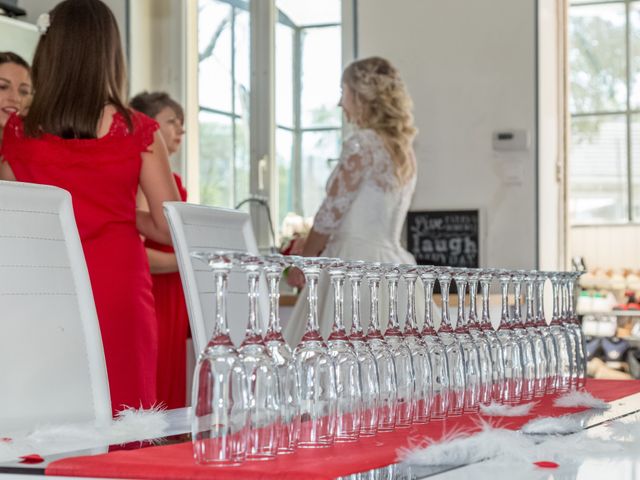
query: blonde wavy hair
342 56 417 184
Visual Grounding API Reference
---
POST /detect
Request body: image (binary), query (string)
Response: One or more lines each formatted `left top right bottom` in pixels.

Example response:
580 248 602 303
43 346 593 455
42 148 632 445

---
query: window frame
569 0 640 225
194 0 347 243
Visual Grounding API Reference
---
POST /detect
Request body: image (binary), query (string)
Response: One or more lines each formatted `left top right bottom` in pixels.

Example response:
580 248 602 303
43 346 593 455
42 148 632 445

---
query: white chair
0 181 111 434
163 202 269 354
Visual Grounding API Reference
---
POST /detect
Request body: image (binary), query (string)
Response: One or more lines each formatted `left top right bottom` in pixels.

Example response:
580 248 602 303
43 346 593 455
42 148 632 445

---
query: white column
249 0 276 251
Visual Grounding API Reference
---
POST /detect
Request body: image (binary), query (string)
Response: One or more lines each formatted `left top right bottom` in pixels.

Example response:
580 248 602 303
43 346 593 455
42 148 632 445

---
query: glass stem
525 279 535 324
536 278 546 324
440 277 451 328
368 275 381 333
561 278 569 320
387 273 400 330
350 275 363 335
567 278 576 320
455 278 467 329
513 280 522 326
213 268 229 337
331 271 346 332
405 275 417 331
499 278 510 327
266 268 282 335
481 278 491 325
551 276 560 322
468 279 478 325
422 276 435 329
305 267 321 334
246 269 261 336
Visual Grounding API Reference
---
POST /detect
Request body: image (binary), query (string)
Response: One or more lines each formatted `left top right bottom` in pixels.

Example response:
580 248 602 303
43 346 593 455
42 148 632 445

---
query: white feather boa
521 415 583 435
553 390 610 410
480 401 536 417
0 406 169 463
400 420 628 468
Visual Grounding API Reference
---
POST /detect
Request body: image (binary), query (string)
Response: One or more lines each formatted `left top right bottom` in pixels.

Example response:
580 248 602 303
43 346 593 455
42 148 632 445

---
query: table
2 384 640 479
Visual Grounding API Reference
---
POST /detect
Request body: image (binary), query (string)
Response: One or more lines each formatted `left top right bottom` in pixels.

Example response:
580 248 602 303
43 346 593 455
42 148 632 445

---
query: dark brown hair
129 91 184 123
24 0 131 139
0 51 30 71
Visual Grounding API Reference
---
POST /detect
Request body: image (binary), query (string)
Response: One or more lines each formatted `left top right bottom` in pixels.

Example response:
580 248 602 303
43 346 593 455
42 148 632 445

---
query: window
568 0 640 223
198 0 250 208
275 1 343 227
197 0 344 233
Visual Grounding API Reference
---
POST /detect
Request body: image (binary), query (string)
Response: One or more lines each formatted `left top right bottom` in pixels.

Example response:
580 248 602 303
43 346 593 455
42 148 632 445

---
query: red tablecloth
46 379 640 480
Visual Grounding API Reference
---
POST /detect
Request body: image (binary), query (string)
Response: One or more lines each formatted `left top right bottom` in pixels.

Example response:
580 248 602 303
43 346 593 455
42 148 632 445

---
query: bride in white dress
284 56 419 347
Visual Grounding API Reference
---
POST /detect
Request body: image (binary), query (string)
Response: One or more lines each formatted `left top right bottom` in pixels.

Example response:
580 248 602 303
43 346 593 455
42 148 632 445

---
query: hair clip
36 13 50 35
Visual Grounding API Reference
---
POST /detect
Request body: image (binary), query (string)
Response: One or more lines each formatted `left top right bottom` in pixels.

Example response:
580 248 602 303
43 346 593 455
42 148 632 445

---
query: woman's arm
146 248 179 274
137 131 181 245
302 228 329 257
0 160 16 180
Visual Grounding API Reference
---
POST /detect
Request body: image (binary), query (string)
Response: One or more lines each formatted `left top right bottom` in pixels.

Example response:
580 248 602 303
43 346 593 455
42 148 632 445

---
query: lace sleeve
313 131 372 235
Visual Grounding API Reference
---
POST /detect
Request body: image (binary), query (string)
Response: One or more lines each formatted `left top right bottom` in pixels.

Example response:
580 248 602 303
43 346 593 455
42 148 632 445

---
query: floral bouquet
279 213 313 290
279 212 313 256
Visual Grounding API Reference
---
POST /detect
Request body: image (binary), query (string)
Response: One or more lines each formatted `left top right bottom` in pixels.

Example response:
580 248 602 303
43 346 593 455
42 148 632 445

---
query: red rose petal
19 454 44 464
534 461 559 469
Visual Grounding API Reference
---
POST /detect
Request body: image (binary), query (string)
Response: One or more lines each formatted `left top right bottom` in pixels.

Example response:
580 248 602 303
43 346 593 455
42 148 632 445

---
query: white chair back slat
163 202 269 353
0 181 111 434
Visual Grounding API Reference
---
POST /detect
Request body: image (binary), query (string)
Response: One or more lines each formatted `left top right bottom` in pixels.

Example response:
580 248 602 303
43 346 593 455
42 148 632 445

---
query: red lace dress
1 111 159 414
144 173 189 409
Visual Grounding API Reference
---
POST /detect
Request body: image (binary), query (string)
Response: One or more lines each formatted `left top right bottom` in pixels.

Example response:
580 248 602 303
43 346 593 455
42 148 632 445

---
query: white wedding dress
284 128 419 347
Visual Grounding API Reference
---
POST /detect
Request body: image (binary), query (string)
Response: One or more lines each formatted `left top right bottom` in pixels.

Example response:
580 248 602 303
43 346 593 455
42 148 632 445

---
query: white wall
357 0 538 270
571 225 640 271
129 0 186 175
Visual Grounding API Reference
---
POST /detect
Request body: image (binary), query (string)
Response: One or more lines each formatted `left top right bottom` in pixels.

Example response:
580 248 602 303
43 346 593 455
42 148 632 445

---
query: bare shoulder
96 105 118 138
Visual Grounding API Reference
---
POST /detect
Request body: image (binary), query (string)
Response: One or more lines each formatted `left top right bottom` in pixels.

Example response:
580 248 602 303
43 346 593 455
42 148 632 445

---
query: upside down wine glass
466 270 493 405
401 264 433 424
560 273 579 389
191 252 249 466
292 257 337 448
479 270 505 402
326 259 362 442
383 264 415 428
233 253 281 461
536 272 558 394
420 266 450 419
453 270 481 413
496 270 523 404
263 254 300 454
549 272 573 393
524 271 548 398
365 263 398 432
346 261 380 437
511 271 535 402
566 271 587 388
437 268 465 416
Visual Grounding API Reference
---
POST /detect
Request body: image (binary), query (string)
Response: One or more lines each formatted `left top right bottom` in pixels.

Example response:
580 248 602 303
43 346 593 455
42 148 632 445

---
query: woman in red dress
0 0 181 414
130 91 190 409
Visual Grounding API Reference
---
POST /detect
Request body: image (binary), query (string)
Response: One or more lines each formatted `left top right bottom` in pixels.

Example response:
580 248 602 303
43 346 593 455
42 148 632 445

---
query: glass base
297 442 332 448
246 454 276 461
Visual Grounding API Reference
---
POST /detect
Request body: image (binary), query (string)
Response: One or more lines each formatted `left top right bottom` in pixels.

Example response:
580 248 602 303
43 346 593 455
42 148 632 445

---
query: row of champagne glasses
190 252 586 466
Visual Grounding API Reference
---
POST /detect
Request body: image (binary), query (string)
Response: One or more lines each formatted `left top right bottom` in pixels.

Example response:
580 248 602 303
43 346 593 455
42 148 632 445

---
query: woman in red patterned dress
130 91 190 409
0 0 181 414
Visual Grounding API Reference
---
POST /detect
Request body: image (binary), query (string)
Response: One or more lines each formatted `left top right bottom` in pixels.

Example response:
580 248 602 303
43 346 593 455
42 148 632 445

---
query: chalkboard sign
406 210 480 267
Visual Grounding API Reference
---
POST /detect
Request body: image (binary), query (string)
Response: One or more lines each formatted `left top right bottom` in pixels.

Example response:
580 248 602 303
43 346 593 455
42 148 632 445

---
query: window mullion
249 0 276 251
292 27 303 215
626 0 633 221
231 6 238 208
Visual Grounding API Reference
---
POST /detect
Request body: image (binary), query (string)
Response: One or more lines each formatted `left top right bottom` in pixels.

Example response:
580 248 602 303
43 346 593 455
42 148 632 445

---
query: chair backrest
163 202 269 354
0 181 111 433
